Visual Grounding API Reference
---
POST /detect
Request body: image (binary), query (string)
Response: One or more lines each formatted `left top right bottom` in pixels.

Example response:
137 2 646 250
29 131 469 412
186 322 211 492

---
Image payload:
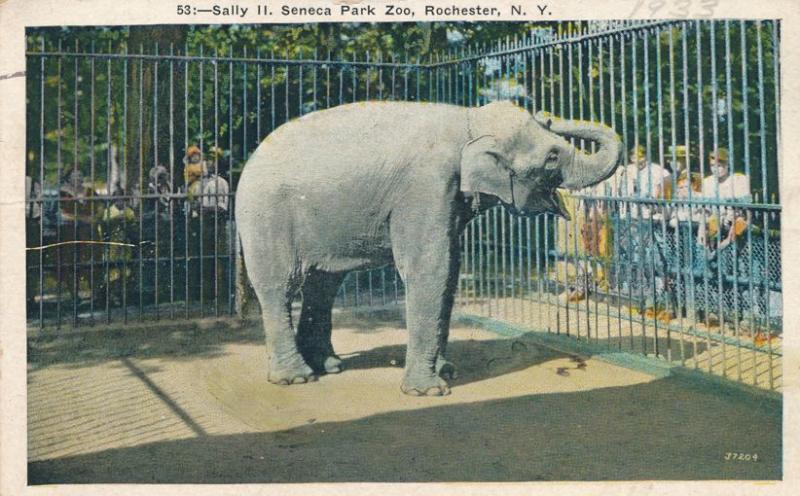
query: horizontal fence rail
25 20 781 392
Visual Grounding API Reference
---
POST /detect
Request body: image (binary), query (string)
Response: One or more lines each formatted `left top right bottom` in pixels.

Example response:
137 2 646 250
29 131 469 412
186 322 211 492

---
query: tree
125 26 186 195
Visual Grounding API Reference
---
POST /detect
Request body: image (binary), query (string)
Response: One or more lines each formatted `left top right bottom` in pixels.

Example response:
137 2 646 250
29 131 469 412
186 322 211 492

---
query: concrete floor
28 309 781 483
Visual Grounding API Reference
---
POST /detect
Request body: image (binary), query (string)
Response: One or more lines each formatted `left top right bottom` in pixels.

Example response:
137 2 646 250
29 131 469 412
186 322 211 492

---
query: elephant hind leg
297 269 345 375
242 237 315 385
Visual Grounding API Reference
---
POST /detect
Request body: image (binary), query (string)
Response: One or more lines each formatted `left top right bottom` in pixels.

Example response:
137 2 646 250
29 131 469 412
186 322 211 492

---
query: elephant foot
268 354 317 385
322 355 343 374
401 373 451 397
436 356 458 380
300 347 344 375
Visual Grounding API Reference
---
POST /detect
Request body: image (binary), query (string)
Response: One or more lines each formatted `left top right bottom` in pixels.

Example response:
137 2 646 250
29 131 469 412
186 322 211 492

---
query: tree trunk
125 26 186 196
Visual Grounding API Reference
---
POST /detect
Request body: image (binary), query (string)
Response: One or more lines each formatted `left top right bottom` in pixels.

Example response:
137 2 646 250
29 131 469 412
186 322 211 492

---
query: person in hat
183 145 231 306
696 148 755 328
183 144 204 205
612 145 672 317
701 148 751 247
664 161 707 324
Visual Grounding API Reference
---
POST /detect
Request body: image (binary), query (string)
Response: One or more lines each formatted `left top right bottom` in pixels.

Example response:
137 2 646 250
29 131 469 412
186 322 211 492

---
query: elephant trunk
534 112 622 190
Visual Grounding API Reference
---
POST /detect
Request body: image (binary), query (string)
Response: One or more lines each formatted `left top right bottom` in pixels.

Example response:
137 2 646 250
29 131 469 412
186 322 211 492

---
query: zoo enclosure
25 20 782 391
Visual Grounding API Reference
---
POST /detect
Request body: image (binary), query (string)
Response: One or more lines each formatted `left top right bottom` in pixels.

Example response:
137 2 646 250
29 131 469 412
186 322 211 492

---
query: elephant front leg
395 235 461 397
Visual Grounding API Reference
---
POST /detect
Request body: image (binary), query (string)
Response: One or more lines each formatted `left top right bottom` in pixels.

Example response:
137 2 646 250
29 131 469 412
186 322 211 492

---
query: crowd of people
568 144 764 332
25 145 232 311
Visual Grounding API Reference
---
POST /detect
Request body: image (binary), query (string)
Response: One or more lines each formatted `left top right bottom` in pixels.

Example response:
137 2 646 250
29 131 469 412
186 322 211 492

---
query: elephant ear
460 135 514 205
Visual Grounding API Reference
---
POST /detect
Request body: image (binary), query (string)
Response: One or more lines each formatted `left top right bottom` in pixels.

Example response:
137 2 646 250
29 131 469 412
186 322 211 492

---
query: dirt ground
27 308 781 483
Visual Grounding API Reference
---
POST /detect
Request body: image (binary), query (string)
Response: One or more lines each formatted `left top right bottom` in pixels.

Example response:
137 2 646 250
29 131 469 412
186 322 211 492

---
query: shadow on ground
29 374 780 483
341 336 566 387
26 307 408 372
28 305 712 374
27 319 264 371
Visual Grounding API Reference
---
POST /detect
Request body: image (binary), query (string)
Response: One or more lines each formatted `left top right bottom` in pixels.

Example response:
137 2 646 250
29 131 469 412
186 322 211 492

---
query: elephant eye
546 150 559 165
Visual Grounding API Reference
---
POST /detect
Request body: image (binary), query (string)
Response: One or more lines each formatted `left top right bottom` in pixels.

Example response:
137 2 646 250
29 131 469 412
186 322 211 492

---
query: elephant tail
234 231 254 320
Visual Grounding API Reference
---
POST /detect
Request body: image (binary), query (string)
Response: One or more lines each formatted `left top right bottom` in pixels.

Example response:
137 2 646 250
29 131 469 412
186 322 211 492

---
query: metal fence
25 20 781 391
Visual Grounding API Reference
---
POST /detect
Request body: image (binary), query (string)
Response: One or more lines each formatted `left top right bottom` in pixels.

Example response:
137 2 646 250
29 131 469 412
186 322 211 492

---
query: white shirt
701 173 751 226
615 163 671 219
199 174 230 213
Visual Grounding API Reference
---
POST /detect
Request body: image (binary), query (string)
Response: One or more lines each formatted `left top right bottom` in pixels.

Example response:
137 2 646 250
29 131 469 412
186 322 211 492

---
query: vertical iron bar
632 31 647 355
668 25 685 366
644 29 659 357
38 39 45 328
710 23 726 376
228 55 235 315
769 21 781 390
271 55 276 131
183 44 189 320
682 24 697 366
72 43 79 327
122 44 129 324
257 49 261 141
89 43 96 325
56 40 62 329
137 45 146 320
214 48 220 317
559 39 567 336
169 44 176 319
609 34 622 349
756 20 771 389
199 45 205 316
655 27 670 360
620 31 634 349
725 20 739 378
106 44 114 323
153 44 160 320
740 20 755 383
695 21 712 372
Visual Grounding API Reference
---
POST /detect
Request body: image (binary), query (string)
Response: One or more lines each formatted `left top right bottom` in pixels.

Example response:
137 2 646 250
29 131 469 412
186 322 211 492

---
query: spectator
147 164 174 216
700 148 750 250
614 145 671 318
697 148 753 328
143 164 176 304
665 166 706 323
184 145 231 306
566 178 615 303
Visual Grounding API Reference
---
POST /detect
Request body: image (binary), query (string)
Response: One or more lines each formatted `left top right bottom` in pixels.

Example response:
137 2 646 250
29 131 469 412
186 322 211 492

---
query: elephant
235 100 622 396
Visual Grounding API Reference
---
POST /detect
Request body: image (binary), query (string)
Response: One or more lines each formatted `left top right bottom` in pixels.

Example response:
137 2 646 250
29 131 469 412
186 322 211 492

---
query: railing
25 20 781 392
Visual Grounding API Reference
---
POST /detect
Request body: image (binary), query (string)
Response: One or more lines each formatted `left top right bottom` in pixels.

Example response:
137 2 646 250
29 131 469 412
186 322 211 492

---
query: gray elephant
235 101 621 396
